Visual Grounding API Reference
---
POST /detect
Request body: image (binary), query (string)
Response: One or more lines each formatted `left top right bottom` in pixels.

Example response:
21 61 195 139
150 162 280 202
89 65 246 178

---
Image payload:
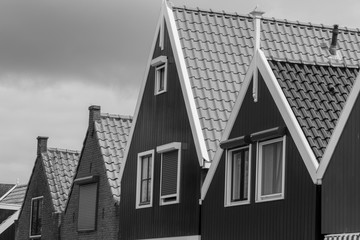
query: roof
0 185 27 205
95 113 132 203
270 60 358 162
0 184 15 200
42 148 80 212
171 6 360 162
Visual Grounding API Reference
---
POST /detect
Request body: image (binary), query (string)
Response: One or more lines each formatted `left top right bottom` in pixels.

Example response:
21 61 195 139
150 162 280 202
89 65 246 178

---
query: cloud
0 0 160 86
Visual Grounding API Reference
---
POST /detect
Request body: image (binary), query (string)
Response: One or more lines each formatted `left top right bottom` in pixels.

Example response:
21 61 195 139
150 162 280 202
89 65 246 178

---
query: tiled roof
0 185 27 205
0 184 15 200
270 61 358 162
172 6 360 161
95 113 132 203
42 149 80 212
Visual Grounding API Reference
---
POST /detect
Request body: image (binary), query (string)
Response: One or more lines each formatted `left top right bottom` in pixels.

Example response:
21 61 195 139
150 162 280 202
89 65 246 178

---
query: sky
1 0 359 184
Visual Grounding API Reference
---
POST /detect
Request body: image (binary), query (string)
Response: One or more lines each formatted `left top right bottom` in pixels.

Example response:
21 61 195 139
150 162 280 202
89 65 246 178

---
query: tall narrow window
78 183 98 231
30 196 43 238
136 150 154 209
225 146 251 206
157 142 181 205
256 137 285 202
151 56 168 95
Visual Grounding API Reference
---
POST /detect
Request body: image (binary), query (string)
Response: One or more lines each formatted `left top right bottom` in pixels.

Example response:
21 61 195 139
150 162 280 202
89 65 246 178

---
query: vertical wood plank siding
201 75 320 240
322 93 360 234
119 25 201 239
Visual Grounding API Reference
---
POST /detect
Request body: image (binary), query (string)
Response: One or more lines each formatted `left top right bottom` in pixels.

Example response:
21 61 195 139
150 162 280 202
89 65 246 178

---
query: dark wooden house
183 5 360 240
117 2 261 239
16 137 79 240
0 184 26 240
61 106 132 240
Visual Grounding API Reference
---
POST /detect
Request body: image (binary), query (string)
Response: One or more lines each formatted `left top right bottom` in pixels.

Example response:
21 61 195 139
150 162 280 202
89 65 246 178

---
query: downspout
250 8 265 102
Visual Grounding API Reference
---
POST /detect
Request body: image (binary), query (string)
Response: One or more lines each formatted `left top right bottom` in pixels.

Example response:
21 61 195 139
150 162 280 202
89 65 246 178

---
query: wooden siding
119 25 201 239
322 92 360 234
201 75 321 240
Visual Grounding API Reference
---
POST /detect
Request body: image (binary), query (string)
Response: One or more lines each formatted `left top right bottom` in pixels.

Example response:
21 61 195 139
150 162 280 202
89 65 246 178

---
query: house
16 137 80 240
185 4 360 240
117 1 255 239
61 106 132 240
0 184 26 240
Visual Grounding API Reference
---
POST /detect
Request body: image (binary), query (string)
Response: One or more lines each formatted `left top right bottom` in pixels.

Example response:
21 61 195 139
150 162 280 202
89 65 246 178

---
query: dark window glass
30 197 42 236
140 155 152 205
231 148 249 202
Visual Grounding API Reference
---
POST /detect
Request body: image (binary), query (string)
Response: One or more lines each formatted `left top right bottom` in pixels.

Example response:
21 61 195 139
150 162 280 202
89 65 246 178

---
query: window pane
261 141 283 196
231 148 249 202
140 155 152 204
158 67 165 91
78 183 97 231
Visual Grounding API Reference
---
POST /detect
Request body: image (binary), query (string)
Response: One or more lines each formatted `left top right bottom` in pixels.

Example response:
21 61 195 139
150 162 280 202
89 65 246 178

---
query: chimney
329 24 339 55
37 136 48 156
250 7 265 102
88 105 101 126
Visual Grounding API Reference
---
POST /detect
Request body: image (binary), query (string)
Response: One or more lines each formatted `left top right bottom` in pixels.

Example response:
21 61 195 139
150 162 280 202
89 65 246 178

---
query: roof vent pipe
250 7 265 102
329 24 339 55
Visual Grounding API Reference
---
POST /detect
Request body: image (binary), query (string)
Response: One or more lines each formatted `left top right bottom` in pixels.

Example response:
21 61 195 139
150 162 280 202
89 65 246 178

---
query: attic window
157 142 182 205
78 182 98 232
151 56 168 95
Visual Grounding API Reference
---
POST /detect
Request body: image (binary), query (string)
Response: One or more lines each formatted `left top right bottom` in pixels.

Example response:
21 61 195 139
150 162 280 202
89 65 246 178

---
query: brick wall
16 157 59 240
61 130 119 240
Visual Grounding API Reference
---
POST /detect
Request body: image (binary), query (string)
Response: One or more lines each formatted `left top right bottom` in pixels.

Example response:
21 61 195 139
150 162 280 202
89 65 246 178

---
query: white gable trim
0 210 19 234
164 2 210 166
201 58 256 199
317 71 360 181
119 3 165 182
257 50 319 183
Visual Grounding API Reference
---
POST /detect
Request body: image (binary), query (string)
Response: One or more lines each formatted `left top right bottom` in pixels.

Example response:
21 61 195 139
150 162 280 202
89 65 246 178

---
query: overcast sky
1 0 359 184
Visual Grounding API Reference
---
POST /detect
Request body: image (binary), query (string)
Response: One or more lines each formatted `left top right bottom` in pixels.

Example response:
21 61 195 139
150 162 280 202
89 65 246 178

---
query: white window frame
256 136 286 203
157 142 181 206
224 145 251 207
136 150 155 209
151 56 168 95
29 196 43 239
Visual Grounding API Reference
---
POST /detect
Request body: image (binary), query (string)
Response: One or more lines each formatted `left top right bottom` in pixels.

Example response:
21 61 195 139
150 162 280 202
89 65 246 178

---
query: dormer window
151 56 168 95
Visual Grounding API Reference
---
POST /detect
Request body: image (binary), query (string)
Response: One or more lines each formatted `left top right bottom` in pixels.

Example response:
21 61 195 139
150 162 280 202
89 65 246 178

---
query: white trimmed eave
119 3 165 182
257 50 319 183
164 2 210 167
0 210 19 234
317 70 360 182
201 58 256 200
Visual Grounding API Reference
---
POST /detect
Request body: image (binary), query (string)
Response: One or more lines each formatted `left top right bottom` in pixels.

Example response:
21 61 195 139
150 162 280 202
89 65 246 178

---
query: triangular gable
120 0 210 184
202 50 320 199
317 68 360 181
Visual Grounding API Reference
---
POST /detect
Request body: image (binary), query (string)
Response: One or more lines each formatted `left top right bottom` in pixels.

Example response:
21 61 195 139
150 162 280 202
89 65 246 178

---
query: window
30 196 43 238
78 183 98 231
256 137 286 202
157 142 181 205
225 146 251 206
151 56 168 95
136 150 154 208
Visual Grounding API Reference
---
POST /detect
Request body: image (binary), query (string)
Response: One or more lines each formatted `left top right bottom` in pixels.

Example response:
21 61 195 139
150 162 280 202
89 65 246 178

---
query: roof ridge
268 57 360 69
100 113 133 120
47 148 80 154
173 5 360 33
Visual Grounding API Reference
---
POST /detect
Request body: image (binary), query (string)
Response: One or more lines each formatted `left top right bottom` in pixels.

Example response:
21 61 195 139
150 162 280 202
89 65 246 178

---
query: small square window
156 64 167 94
30 196 43 238
225 146 251 207
256 137 286 202
136 150 154 209
151 56 168 95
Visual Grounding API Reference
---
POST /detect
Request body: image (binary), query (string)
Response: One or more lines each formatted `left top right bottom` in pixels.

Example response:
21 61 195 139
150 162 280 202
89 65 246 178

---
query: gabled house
61 106 132 240
118 1 258 239
16 137 79 240
187 5 360 240
0 184 26 240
